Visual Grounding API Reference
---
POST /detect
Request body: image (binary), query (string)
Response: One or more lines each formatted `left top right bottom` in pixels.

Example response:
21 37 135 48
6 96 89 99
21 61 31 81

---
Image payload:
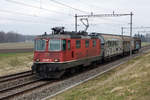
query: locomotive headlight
54 59 59 62
36 59 40 62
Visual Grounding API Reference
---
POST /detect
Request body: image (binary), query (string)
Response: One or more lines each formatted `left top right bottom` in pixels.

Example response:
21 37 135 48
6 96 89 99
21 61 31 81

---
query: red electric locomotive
32 27 103 78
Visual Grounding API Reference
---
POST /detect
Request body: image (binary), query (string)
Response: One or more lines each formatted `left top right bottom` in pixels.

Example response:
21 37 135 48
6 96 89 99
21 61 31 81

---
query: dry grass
0 52 33 76
49 52 150 100
141 42 150 47
0 42 34 49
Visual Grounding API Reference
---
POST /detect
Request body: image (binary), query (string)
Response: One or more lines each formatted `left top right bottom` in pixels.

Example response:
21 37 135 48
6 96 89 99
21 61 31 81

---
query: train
32 27 141 78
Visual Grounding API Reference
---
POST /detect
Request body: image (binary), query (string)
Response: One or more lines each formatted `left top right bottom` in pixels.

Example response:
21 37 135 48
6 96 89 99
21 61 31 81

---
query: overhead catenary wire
0 16 56 24
3 0 127 25
5 0 74 16
0 9 38 17
49 0 90 14
0 9 64 21
1 0 134 36
0 16 74 26
75 0 131 24
76 0 112 12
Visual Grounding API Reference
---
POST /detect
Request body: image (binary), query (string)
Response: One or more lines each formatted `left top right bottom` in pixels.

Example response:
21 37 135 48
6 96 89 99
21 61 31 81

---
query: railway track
0 71 38 100
0 46 149 100
0 71 56 100
0 70 32 83
0 79 52 100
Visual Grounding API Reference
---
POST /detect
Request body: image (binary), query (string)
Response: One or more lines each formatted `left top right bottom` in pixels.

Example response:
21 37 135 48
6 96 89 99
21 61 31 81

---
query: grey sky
0 0 149 35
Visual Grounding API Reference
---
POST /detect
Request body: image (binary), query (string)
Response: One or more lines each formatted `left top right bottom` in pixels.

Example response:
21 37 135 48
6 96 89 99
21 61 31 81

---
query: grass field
49 51 150 100
0 52 33 76
0 42 34 49
141 42 150 47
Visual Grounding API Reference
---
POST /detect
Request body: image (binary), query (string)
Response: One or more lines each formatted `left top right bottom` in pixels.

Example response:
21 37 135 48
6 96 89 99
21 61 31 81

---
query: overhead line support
75 12 133 57
76 14 131 18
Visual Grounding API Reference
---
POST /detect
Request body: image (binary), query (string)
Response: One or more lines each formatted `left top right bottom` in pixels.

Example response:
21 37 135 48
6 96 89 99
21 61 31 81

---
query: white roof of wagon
100 34 123 41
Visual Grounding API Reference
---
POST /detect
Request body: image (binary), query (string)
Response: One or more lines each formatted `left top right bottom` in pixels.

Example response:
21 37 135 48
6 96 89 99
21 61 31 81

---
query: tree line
134 33 150 42
0 31 34 43
0 31 150 43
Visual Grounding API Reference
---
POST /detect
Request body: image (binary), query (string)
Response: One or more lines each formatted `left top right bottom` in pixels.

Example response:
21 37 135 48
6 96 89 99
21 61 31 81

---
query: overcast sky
0 0 149 35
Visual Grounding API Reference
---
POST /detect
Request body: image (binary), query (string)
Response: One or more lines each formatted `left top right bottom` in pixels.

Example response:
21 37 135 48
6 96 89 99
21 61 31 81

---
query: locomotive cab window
76 40 81 48
49 39 66 51
49 39 61 51
35 39 46 51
